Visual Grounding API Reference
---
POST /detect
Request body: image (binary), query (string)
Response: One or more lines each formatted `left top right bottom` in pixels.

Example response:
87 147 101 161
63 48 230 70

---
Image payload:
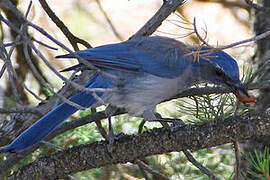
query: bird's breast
102 73 192 116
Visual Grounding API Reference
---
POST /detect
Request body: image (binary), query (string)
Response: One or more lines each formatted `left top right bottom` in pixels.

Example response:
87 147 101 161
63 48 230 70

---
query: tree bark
8 112 270 179
239 0 270 178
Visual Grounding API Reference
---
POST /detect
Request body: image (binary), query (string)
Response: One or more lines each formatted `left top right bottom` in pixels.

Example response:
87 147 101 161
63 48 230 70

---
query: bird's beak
229 81 256 103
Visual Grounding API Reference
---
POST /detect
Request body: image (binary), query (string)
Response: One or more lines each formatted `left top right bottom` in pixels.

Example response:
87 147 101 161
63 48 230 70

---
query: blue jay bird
2 36 255 153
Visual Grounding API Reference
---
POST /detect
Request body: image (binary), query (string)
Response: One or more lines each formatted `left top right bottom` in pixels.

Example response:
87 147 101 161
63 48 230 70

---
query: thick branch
10 112 270 179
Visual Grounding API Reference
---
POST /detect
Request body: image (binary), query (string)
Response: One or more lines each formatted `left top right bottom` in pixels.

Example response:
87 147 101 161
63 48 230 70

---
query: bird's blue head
196 48 255 103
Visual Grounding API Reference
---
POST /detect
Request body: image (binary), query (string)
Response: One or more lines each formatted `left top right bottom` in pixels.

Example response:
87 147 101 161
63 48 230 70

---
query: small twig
167 13 194 29
156 30 194 39
96 0 124 41
24 0 32 18
38 0 91 51
217 29 270 51
167 20 194 31
191 17 270 53
233 140 241 180
196 0 249 10
32 38 58 50
107 116 114 152
247 60 270 85
95 119 108 140
130 0 187 39
23 84 46 102
91 91 106 106
2 32 22 103
193 17 212 47
191 96 200 118
22 40 49 91
135 160 169 180
4 39 57 50
0 64 6 79
137 160 150 180
40 140 64 151
138 120 146 134
183 150 219 180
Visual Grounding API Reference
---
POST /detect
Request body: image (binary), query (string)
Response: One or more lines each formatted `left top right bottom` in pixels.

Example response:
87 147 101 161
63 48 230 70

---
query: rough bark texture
8 112 270 179
254 0 270 113
240 0 270 178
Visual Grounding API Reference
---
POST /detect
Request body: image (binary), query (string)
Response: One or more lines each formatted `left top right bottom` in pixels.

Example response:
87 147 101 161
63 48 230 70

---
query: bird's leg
105 105 124 152
107 116 115 152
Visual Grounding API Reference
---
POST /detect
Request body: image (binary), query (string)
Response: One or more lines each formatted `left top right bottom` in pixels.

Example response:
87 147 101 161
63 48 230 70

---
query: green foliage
247 147 270 180
175 86 236 124
41 84 54 97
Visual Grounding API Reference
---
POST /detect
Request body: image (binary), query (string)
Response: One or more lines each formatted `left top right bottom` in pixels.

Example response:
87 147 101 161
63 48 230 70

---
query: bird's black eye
215 68 224 76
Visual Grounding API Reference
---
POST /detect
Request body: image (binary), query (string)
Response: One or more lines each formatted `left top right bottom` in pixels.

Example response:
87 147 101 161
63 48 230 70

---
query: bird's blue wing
57 36 194 78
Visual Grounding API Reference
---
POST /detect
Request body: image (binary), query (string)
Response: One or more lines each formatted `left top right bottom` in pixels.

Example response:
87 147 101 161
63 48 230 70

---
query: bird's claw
145 118 186 131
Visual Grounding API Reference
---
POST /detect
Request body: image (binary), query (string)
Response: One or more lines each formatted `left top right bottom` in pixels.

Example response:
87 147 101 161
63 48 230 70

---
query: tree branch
96 0 124 41
0 81 268 174
130 0 186 39
38 0 92 50
9 112 270 179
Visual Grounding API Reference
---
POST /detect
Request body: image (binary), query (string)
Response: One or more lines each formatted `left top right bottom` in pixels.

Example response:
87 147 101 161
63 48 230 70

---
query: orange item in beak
236 90 256 103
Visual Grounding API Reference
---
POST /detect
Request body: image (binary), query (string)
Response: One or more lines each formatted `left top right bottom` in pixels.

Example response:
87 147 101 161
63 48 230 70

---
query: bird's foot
142 111 186 131
143 118 185 131
154 118 186 131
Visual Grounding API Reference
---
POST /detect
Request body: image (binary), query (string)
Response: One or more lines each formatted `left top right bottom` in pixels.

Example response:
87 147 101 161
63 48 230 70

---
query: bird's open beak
230 82 256 103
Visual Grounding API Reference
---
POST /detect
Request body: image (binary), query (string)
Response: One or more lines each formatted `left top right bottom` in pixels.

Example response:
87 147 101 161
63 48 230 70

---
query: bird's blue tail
2 73 106 153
